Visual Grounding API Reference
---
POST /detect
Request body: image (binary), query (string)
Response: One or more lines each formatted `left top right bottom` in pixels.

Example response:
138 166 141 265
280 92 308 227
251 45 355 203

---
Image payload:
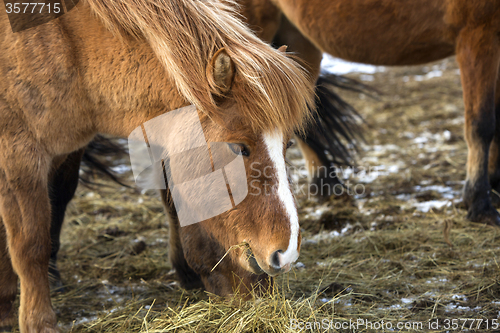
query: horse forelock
227 44 315 134
84 0 315 134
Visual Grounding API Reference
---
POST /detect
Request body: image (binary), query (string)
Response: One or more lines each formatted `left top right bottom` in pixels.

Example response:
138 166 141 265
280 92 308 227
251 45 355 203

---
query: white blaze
263 130 300 266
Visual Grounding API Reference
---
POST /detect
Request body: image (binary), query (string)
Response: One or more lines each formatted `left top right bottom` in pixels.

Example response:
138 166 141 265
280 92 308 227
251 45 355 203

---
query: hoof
22 320 59 333
20 307 58 333
463 180 500 226
466 207 500 227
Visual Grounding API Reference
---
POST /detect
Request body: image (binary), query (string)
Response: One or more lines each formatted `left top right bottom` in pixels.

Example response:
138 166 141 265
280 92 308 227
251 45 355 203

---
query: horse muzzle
241 247 296 277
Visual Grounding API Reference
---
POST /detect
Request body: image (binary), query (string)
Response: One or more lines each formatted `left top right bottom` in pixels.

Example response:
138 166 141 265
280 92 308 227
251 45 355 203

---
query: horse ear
210 48 235 95
277 45 288 53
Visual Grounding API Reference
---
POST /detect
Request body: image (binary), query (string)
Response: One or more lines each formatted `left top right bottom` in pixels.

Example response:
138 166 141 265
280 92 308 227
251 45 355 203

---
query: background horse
239 0 500 226
0 0 314 331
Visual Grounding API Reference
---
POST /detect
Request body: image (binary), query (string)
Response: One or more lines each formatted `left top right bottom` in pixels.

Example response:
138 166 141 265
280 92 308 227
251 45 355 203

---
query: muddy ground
7 57 500 332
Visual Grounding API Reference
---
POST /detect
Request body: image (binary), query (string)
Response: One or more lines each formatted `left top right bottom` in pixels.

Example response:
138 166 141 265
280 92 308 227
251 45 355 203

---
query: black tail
301 72 376 167
80 135 130 187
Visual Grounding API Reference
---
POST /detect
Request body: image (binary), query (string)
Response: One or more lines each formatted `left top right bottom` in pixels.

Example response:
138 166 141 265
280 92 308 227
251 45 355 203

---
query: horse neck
63 5 188 137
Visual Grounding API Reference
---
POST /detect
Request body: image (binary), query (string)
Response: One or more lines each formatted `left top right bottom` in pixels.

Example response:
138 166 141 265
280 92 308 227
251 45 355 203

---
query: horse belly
283 0 456 65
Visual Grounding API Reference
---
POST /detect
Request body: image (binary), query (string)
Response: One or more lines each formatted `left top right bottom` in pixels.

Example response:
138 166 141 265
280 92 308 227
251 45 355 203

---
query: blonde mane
84 0 315 133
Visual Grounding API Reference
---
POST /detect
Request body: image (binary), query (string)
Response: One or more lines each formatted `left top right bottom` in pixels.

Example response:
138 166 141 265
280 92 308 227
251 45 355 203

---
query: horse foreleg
0 144 58 332
0 220 18 331
160 190 204 290
457 27 500 226
48 149 84 292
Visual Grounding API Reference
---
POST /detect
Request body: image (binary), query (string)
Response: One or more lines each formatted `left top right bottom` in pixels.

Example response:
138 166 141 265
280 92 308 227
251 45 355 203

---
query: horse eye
228 143 250 156
286 140 294 149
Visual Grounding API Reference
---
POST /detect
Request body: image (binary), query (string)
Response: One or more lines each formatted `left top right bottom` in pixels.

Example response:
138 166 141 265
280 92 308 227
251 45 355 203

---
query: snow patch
321 54 384 75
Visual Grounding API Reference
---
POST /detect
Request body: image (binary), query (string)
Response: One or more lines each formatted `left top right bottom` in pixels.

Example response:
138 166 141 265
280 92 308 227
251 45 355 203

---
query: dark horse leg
47 149 85 291
48 136 129 289
488 73 500 205
457 26 500 226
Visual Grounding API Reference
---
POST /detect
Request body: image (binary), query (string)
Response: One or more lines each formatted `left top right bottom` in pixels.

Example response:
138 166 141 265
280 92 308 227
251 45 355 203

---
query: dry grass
6 57 500 332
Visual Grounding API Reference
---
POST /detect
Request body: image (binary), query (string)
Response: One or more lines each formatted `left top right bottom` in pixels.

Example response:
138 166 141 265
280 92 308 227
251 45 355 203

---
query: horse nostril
270 250 283 270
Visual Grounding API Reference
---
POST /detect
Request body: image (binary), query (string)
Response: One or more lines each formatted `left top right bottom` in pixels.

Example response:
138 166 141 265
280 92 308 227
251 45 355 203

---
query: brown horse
238 0 500 226
0 0 315 331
